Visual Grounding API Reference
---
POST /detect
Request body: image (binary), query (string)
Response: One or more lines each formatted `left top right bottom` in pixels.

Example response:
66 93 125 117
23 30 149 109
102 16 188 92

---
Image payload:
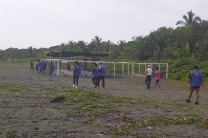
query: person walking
98 63 106 88
72 61 81 88
39 60 43 73
35 60 39 73
49 61 55 78
42 59 47 74
66 62 71 76
145 64 152 90
154 67 161 88
186 65 203 104
92 63 100 88
30 59 34 72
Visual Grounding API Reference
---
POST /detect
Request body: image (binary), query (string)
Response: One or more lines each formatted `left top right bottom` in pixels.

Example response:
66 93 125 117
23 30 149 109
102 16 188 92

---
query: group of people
145 64 203 105
74 63 203 105
30 60 203 105
30 60 106 88
72 61 106 89
30 59 47 73
145 64 161 90
30 59 55 78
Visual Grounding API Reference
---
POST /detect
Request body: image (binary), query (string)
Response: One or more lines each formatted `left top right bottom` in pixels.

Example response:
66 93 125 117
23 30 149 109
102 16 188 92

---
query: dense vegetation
1 11 208 81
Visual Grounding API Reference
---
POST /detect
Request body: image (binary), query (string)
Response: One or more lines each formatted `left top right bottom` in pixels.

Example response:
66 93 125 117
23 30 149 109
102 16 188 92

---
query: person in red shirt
154 67 161 88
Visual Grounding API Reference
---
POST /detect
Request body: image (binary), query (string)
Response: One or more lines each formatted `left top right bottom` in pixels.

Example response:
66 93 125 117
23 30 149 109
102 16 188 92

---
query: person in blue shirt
42 59 47 74
35 60 39 72
98 63 106 88
92 63 100 88
49 61 55 78
39 60 43 73
186 65 203 104
37 60 41 73
73 61 81 88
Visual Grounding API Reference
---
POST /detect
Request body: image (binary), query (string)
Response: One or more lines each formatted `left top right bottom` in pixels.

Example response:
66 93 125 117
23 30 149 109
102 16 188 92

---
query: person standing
35 60 39 72
30 59 34 72
66 62 71 76
92 63 100 88
154 67 161 88
186 65 203 104
145 64 152 90
49 61 55 78
98 63 106 88
72 61 81 88
42 59 47 74
39 60 43 73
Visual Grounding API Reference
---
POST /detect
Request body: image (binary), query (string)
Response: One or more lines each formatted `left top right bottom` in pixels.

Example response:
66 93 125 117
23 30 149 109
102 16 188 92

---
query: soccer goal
45 59 168 79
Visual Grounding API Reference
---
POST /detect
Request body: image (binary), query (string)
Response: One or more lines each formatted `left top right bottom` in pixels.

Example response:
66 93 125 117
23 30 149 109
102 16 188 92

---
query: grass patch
0 83 30 92
38 114 49 120
60 87 208 137
199 120 208 128
82 117 95 124
4 128 17 138
2 84 206 137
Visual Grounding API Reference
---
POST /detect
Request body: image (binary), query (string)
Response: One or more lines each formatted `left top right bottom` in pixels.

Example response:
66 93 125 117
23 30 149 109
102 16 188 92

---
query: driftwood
50 96 65 103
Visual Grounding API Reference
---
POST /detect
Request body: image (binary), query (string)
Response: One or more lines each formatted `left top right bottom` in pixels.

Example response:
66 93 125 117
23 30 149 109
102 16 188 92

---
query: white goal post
45 59 168 79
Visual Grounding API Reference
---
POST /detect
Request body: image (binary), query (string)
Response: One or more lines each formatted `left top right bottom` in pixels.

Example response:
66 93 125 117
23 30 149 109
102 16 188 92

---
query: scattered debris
50 96 65 103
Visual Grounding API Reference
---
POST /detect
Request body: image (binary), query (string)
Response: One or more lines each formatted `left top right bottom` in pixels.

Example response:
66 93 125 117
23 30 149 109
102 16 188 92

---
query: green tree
88 36 102 52
27 46 33 57
176 10 201 26
176 11 202 53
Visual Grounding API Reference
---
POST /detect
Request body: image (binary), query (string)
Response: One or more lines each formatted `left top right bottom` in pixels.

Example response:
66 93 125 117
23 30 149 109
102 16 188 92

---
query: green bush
161 58 208 83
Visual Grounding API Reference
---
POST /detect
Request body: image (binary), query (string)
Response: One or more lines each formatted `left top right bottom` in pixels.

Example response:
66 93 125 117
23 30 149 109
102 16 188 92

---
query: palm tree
176 10 201 26
176 11 202 53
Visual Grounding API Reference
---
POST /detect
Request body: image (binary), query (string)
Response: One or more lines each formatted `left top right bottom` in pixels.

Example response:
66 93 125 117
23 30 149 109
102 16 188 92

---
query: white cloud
0 0 207 50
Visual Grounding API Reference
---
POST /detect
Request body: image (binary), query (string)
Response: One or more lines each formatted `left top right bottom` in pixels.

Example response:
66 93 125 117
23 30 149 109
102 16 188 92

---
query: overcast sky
0 0 207 50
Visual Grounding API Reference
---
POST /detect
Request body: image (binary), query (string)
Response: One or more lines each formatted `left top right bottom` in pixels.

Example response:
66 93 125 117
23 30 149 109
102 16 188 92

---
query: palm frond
183 15 189 24
187 10 195 24
176 20 186 26
194 16 202 23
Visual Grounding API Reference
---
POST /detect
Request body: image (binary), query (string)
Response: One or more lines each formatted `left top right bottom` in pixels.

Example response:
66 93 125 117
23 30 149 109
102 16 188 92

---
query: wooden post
166 63 168 79
139 64 141 75
114 63 116 78
122 63 124 75
60 60 62 76
159 64 161 71
128 63 130 75
132 63 134 78
57 60 60 76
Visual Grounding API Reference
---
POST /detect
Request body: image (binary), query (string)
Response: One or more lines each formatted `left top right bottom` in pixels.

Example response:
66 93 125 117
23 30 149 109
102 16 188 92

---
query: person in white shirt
145 64 152 90
98 63 106 88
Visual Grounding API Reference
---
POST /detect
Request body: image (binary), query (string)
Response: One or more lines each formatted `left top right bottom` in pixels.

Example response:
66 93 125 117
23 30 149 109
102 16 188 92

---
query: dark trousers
92 78 99 87
73 76 79 86
99 76 105 88
50 71 54 78
42 67 46 74
145 75 152 89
